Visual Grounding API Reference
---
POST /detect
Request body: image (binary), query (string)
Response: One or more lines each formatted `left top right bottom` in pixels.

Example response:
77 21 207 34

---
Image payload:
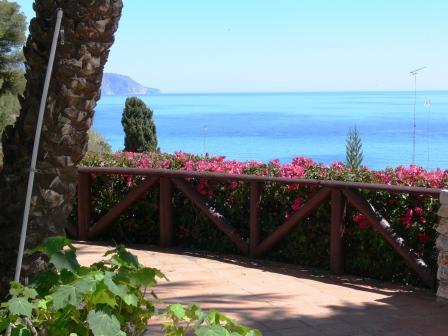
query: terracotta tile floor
75 243 448 336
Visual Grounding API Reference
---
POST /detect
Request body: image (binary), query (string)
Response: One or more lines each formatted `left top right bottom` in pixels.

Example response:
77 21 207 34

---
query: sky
15 0 448 93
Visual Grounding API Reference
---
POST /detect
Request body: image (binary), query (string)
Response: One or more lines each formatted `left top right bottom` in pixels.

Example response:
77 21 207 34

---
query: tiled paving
75 243 448 336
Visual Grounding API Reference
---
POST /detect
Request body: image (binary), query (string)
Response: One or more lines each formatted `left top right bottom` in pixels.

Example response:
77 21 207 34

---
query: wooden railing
77 167 440 289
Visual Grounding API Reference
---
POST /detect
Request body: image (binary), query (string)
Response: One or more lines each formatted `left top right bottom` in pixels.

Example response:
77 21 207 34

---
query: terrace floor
75 243 448 336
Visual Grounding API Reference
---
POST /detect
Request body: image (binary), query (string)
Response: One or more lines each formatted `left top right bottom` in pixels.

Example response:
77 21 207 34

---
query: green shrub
76 152 443 287
88 129 112 154
0 237 261 336
345 126 363 169
122 97 158 153
0 0 26 163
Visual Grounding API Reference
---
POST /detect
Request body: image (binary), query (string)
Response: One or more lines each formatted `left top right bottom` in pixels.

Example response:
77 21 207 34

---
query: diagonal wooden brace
343 188 436 289
172 178 249 255
254 187 332 258
88 176 159 239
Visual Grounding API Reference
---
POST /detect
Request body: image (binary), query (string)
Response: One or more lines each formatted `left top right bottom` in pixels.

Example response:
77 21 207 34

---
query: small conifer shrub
121 97 158 152
345 126 363 169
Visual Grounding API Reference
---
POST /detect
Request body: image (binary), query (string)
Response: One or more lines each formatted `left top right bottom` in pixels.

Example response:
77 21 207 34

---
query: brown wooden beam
77 166 441 196
77 172 92 240
343 188 436 289
254 188 332 258
330 189 345 274
88 176 159 240
160 177 174 248
172 178 249 255
249 182 262 257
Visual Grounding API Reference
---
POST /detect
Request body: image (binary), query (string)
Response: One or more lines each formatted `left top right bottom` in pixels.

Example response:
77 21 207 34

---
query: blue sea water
92 91 448 170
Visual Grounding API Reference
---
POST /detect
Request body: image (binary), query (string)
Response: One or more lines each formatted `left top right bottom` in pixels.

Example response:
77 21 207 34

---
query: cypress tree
121 97 158 152
345 126 363 169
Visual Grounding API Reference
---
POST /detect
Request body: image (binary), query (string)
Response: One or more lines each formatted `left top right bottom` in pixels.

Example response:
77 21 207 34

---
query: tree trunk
0 0 122 296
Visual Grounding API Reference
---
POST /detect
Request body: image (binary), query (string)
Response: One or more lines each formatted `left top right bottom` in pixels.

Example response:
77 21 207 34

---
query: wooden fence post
77 172 91 240
436 190 448 298
249 182 262 257
160 177 174 247
330 188 345 274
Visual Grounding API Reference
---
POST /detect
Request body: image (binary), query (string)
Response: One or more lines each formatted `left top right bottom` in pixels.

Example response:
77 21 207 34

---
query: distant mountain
101 73 160 96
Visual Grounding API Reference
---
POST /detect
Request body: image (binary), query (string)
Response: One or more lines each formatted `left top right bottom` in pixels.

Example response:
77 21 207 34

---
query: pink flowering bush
78 151 447 287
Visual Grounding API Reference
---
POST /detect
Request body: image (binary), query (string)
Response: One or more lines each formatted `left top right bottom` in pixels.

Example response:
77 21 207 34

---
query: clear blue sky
16 0 448 93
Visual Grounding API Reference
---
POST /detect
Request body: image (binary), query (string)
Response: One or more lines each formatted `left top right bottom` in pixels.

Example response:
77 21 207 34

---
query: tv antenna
410 66 426 164
203 124 208 153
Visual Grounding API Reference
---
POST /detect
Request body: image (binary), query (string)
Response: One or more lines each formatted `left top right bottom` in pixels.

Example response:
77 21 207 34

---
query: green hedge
75 151 446 287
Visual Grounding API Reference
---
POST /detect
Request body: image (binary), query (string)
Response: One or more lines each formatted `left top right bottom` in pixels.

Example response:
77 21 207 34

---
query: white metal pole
14 9 63 282
409 66 426 165
412 73 417 164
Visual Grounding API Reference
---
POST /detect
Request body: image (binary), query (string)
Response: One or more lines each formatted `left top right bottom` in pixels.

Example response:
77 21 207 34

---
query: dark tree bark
0 0 122 296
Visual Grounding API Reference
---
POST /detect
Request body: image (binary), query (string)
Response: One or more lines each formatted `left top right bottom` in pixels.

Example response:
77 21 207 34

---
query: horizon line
107 89 448 96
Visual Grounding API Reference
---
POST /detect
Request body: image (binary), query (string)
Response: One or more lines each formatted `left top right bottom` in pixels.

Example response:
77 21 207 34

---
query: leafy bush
0 0 26 163
0 237 261 335
78 151 446 286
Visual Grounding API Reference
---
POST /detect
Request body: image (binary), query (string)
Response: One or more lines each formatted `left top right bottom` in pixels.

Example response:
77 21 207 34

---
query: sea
92 91 448 170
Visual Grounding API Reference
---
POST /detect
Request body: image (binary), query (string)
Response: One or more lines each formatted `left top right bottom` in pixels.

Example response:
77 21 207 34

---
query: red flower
400 208 414 227
353 213 365 223
353 213 369 230
387 198 396 205
359 220 369 231
196 179 213 197
418 232 429 244
126 175 133 187
291 197 303 212
414 207 424 216
229 180 239 190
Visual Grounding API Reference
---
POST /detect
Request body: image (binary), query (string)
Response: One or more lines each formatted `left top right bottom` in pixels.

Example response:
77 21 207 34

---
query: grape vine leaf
7 297 33 317
86 310 126 336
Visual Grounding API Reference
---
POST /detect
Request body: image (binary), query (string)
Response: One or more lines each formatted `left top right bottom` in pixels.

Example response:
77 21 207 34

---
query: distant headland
101 73 160 96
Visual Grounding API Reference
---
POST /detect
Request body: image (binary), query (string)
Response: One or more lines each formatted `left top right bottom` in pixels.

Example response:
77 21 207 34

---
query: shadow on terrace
75 243 448 336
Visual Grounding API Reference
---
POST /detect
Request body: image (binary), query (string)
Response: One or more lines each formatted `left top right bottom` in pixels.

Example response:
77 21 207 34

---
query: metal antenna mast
409 66 426 164
425 98 432 168
15 9 64 282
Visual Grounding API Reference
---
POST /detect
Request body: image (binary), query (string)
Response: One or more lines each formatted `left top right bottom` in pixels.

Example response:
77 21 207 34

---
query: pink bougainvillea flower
229 180 239 190
124 151 135 160
126 175 133 187
196 179 214 197
414 207 424 216
387 198 396 205
331 162 346 170
400 208 414 227
269 159 281 168
291 197 303 212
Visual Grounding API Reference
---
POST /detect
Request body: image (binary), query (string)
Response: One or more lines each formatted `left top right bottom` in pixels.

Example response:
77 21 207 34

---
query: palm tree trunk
0 0 122 295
